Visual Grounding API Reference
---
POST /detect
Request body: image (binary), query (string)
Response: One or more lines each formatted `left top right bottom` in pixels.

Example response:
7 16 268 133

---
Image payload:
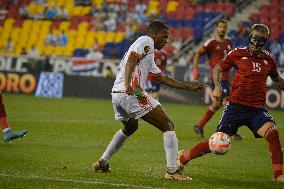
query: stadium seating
227 0 284 65
0 0 241 59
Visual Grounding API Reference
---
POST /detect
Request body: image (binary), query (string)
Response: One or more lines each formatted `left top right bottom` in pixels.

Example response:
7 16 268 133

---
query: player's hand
189 82 207 91
125 84 134 95
213 86 222 101
192 67 199 80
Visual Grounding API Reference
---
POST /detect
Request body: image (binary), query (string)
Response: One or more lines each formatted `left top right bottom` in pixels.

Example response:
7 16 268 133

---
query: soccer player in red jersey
192 19 242 139
178 24 284 182
91 21 207 180
145 49 168 100
0 91 28 142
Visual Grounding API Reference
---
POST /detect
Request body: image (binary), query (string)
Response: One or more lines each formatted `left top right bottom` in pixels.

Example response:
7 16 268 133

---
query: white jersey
112 36 162 92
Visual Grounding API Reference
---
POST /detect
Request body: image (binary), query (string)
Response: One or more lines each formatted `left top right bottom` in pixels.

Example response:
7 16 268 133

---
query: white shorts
112 92 160 121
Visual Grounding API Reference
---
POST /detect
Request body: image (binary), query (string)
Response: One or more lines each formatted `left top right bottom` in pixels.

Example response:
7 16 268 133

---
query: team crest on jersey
144 46 150 54
263 60 268 65
216 46 220 49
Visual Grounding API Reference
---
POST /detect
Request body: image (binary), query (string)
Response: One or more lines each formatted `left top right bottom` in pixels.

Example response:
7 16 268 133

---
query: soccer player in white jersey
92 20 207 180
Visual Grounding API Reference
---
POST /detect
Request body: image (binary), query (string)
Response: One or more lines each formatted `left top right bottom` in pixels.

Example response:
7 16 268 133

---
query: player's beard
218 32 226 39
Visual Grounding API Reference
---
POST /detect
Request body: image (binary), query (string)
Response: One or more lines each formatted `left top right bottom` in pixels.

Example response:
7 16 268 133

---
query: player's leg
93 118 138 172
92 93 139 172
221 80 243 140
193 95 222 138
248 112 283 182
181 102 241 167
0 92 28 142
257 122 283 181
142 105 190 180
245 107 283 181
221 95 243 140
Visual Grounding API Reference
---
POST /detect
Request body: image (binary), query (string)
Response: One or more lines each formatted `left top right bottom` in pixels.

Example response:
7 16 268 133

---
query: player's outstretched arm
192 47 206 80
154 75 207 91
271 75 284 90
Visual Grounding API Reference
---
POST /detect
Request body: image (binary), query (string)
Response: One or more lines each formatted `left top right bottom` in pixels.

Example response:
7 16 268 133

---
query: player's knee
212 102 222 110
122 121 138 136
162 121 174 132
264 126 279 143
122 126 137 136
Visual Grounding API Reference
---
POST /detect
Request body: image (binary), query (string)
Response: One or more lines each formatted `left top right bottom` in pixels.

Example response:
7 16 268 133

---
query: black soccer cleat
231 133 244 140
193 125 204 138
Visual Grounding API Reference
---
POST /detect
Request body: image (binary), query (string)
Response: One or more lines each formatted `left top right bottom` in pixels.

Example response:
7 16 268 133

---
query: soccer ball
209 132 231 155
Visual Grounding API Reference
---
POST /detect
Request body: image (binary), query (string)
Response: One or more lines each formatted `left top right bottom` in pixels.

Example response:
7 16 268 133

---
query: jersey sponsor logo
242 57 248 60
264 60 268 65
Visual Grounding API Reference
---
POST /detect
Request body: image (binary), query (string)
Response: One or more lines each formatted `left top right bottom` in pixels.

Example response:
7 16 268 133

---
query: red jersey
202 38 232 81
220 47 279 108
154 50 167 70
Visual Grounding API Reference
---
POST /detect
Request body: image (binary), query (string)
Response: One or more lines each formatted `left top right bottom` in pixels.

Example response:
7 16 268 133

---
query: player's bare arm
154 75 207 91
271 75 284 90
192 47 206 80
213 64 223 99
193 46 206 68
124 53 140 95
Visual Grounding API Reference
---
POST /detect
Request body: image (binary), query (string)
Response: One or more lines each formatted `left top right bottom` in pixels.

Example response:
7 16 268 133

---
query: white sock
2 128 11 133
163 131 178 173
101 129 128 165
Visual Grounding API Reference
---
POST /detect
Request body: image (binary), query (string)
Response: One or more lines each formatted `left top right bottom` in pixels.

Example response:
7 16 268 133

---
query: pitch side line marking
0 172 164 189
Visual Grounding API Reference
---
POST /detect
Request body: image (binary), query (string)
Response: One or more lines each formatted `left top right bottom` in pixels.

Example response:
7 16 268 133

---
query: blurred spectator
4 38 13 54
45 30 58 46
269 40 281 64
57 5 68 21
104 15 117 31
33 0 46 4
58 31 68 46
237 22 249 38
43 56 52 71
279 51 284 67
45 4 57 20
86 46 104 63
19 5 30 19
28 45 40 58
20 47 28 55
104 66 115 78
75 0 91 6
0 2 8 20
124 23 135 41
135 0 147 15
172 38 183 53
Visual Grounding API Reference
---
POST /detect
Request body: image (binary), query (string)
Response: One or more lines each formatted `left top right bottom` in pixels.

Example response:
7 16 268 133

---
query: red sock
0 93 8 130
264 127 283 179
0 117 9 130
180 141 211 165
198 108 215 129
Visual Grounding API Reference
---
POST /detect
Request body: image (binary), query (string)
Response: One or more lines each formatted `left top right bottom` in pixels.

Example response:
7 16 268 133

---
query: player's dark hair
146 20 169 35
250 24 270 35
215 19 227 27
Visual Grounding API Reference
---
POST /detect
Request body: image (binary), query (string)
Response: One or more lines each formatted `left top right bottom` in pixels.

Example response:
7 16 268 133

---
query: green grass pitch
0 94 284 189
